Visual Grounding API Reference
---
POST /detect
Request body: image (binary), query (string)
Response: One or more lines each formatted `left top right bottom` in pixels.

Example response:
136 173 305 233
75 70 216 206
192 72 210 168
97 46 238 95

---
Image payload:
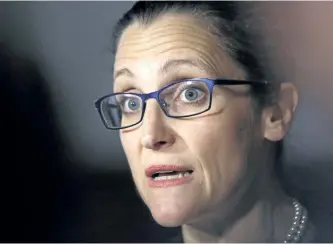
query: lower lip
148 173 194 188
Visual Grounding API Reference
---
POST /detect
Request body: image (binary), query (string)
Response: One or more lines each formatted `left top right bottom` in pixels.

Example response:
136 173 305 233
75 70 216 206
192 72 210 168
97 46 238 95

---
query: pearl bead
283 199 307 243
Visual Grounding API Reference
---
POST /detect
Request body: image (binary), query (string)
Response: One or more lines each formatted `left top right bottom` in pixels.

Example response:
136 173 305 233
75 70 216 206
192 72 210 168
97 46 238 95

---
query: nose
141 100 175 150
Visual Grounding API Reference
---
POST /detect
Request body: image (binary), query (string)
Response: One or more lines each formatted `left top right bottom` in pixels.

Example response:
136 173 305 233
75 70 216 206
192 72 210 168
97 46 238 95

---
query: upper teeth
153 172 190 181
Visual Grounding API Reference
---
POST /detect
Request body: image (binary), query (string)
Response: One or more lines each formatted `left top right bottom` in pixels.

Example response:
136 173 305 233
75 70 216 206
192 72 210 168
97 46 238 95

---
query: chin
151 209 187 227
148 199 195 227
140 180 202 227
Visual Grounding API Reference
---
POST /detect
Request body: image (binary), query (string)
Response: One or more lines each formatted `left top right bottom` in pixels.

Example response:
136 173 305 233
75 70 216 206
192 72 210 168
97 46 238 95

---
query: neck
182 178 295 243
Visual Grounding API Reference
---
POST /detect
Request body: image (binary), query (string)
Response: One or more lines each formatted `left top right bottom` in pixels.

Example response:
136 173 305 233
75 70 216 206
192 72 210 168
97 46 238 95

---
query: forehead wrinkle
147 24 205 34
147 13 212 33
116 45 219 75
171 49 217 75
118 31 215 51
116 46 236 82
143 22 213 37
160 46 243 80
115 14 245 81
118 14 217 49
116 43 238 80
118 39 218 59
158 46 225 77
119 26 210 45
118 26 218 53
157 58 212 76
117 30 222 60
116 14 226 61
118 30 229 64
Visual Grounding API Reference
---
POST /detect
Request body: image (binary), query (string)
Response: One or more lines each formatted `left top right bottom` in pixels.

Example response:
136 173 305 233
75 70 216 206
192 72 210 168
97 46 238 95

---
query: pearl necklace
284 199 308 243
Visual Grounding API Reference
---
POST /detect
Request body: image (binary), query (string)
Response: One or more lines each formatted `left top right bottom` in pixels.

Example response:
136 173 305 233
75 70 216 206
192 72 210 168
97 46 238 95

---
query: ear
263 83 299 142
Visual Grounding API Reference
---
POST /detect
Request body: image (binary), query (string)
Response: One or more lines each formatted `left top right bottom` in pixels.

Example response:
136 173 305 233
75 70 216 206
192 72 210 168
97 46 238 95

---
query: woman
95 1 315 242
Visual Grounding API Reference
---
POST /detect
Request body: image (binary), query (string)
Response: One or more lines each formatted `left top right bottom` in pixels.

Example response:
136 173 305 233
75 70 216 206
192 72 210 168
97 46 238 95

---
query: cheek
120 133 144 186
121 132 152 204
183 105 253 203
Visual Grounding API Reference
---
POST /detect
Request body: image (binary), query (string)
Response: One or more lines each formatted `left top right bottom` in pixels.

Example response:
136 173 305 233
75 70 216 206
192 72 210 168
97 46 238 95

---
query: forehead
114 13 244 85
116 14 217 58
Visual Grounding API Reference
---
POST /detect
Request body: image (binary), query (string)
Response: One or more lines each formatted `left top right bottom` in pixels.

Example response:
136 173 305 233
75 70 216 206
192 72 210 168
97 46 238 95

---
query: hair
112 1 291 196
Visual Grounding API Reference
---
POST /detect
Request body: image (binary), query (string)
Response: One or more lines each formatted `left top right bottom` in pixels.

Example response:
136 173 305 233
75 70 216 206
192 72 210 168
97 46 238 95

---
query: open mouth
151 170 194 181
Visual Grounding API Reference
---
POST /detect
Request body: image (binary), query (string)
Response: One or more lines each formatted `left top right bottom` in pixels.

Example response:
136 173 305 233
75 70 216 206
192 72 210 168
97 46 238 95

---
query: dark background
0 1 332 242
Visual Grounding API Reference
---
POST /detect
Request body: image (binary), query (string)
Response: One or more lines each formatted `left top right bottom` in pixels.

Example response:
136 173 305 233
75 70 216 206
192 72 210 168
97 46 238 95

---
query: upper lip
145 164 193 177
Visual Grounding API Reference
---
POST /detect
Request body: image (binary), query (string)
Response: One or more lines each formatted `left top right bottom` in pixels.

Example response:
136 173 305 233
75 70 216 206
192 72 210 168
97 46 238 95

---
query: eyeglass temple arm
213 79 268 86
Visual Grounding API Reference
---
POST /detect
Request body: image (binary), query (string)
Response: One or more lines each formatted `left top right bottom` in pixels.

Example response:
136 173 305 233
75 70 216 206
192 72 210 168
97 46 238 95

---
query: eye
122 96 142 113
179 87 204 103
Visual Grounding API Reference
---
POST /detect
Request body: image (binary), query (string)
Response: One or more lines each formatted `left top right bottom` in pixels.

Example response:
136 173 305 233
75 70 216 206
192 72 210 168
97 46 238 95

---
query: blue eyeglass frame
94 78 268 130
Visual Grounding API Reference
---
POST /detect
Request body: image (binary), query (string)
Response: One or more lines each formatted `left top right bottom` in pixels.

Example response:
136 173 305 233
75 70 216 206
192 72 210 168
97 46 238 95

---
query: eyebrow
114 68 133 80
114 58 213 81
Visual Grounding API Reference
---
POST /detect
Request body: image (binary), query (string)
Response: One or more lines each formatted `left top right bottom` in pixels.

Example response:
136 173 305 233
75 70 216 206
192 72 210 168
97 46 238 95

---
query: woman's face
113 14 266 226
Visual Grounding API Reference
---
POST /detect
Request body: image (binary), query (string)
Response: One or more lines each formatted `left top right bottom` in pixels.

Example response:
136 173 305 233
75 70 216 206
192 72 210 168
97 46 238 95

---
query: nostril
154 140 167 149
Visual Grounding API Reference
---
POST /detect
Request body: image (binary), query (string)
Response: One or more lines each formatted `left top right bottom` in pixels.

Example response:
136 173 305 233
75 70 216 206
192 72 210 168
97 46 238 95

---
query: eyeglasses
95 78 267 130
